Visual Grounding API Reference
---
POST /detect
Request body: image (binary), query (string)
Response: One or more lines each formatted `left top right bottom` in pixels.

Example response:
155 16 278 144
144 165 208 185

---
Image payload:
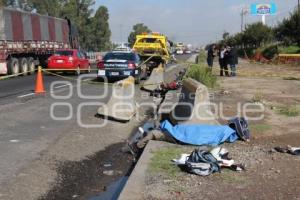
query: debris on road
273 146 300 156
173 147 245 176
103 163 113 168
103 170 115 176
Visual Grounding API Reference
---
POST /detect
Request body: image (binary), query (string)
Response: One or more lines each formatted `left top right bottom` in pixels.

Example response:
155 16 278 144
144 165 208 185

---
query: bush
279 46 300 54
197 50 207 64
185 64 217 88
277 105 299 117
259 45 300 60
261 44 279 59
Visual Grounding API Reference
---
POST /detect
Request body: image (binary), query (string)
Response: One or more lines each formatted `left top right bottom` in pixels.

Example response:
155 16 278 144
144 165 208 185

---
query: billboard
251 3 277 15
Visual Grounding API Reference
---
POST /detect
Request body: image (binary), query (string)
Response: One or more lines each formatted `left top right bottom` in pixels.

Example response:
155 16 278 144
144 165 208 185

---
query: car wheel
19 57 28 76
8 57 20 75
76 66 81 76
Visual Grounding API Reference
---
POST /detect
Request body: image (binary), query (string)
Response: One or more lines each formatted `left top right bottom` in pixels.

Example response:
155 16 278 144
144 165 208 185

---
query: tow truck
132 32 170 74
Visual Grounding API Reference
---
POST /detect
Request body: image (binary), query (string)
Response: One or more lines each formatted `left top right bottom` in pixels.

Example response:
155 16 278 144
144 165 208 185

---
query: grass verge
148 147 185 179
277 105 300 117
185 64 217 88
250 124 272 134
197 50 207 64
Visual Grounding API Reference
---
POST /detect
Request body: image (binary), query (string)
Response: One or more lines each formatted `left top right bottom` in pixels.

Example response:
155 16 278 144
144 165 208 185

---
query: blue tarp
160 120 239 146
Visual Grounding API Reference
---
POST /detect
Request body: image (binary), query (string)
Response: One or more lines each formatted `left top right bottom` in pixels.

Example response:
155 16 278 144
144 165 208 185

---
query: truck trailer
0 7 78 75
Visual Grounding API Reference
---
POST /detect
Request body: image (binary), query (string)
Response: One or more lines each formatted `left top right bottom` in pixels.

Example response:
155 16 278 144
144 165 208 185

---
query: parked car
176 49 184 55
47 49 91 75
184 50 192 54
97 51 146 84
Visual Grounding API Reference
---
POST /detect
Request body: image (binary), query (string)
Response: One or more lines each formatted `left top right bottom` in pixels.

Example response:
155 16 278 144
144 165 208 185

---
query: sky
94 0 298 46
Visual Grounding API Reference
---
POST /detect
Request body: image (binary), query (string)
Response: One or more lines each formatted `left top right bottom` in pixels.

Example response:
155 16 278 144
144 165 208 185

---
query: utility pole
241 8 244 32
240 7 248 32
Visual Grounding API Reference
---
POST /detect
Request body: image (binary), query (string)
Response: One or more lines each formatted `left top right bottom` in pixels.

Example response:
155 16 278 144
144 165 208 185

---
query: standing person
207 44 216 69
228 46 238 76
218 46 228 76
223 46 230 76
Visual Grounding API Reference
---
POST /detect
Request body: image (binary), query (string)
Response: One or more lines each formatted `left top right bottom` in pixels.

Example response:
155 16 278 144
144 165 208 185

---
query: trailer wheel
19 57 28 76
8 58 20 75
28 57 35 75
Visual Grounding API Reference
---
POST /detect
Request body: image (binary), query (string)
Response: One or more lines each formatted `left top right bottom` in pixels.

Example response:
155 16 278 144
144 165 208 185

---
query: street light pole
241 9 244 32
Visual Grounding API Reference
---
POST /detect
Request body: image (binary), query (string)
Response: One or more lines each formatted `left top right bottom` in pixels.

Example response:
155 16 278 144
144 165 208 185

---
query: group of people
207 44 238 77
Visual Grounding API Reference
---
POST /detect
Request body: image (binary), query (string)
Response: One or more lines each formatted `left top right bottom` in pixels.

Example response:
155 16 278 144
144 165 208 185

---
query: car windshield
54 51 74 56
104 53 135 61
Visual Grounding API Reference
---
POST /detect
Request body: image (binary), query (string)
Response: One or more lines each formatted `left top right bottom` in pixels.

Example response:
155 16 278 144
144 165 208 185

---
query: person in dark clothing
207 44 216 68
218 46 229 76
223 46 231 76
227 46 238 76
229 48 239 76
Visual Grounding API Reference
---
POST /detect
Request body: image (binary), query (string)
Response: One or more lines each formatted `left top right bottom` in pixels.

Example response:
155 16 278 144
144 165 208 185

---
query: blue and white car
97 51 146 84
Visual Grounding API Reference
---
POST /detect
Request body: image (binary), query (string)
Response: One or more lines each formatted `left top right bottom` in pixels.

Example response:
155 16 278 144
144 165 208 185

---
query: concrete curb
118 141 175 200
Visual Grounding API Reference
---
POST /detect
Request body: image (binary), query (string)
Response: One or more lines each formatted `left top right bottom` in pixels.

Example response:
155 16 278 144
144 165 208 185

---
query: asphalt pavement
0 53 195 200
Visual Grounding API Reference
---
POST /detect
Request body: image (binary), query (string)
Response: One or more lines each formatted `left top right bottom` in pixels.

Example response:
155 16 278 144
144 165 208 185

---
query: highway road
0 53 195 200
0 54 193 104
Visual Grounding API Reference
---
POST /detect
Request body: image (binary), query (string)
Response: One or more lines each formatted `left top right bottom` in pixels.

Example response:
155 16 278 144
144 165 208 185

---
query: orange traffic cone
35 66 45 94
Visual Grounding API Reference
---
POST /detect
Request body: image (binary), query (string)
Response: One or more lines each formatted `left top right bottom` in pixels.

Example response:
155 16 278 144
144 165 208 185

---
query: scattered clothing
228 117 250 141
274 146 300 156
174 147 245 176
185 148 221 176
161 120 239 146
172 154 190 165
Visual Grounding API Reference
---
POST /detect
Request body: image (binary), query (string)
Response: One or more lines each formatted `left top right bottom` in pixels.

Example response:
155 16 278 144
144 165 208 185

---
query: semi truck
132 32 170 73
0 7 78 75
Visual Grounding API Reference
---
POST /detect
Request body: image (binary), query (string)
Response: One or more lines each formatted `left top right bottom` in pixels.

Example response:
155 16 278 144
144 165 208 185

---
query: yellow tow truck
133 32 170 74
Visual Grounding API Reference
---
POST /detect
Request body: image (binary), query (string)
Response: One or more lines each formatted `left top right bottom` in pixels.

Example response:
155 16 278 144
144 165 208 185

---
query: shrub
277 105 299 117
261 44 279 59
279 46 300 54
185 64 217 88
197 50 207 64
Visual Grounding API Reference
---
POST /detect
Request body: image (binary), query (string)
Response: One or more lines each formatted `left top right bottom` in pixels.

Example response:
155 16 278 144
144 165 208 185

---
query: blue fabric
160 120 239 146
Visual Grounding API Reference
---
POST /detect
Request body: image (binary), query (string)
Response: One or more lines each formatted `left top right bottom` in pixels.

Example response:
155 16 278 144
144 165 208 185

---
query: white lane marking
17 93 35 98
9 139 20 143
54 84 71 89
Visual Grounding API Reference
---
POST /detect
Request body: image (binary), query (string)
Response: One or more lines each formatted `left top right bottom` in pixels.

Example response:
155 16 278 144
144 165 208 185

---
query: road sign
250 3 277 15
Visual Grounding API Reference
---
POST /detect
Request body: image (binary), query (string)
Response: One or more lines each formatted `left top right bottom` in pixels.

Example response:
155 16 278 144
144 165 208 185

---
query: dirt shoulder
143 60 300 200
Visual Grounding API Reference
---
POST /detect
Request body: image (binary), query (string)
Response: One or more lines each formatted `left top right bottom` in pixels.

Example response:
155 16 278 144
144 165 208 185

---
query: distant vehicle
176 50 184 55
0 7 79 76
97 51 146 84
114 44 131 52
175 42 185 55
47 49 90 75
184 50 192 54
